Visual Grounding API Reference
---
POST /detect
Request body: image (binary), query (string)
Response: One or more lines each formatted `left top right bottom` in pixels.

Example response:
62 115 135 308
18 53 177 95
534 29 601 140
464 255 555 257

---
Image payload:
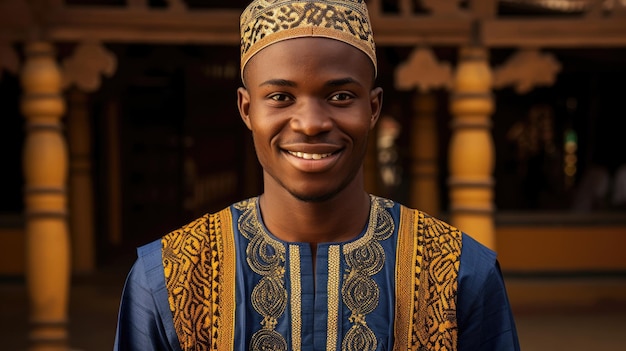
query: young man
114 1 521 350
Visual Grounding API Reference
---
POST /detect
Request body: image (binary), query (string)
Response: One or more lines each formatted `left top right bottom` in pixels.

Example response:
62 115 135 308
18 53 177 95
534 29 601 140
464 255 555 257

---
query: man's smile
287 151 333 160
282 146 342 173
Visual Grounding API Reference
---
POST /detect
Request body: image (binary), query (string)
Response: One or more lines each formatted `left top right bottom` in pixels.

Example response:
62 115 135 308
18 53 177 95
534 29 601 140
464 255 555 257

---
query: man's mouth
287 151 333 160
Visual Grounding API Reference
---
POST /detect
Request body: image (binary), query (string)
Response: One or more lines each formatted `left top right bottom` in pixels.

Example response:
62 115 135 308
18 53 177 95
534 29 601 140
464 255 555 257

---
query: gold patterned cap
240 0 377 77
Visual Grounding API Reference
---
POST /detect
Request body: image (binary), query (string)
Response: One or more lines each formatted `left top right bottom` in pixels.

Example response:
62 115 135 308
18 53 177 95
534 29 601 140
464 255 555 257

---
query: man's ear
237 87 252 130
369 87 383 129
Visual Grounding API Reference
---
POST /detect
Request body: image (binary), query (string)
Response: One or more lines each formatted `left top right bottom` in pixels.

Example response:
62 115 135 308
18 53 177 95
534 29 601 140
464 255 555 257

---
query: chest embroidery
236 199 288 351
341 197 394 351
161 197 461 351
236 196 394 351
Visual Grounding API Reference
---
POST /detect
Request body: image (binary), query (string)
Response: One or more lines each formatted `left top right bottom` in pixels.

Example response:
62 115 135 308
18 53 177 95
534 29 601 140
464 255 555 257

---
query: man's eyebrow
326 77 361 87
258 77 362 88
259 79 296 87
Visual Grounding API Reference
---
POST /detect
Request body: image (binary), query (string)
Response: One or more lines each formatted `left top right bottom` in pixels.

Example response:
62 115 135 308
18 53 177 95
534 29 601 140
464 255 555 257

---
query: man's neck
258 188 371 245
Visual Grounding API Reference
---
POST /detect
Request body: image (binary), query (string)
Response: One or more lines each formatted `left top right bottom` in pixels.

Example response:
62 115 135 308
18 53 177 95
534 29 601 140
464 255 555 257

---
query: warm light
563 128 578 189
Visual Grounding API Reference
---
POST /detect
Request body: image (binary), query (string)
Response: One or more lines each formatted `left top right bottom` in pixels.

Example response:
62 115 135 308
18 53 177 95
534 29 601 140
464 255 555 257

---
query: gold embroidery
162 207 236 351
326 245 341 351
289 245 302 351
215 209 236 351
240 0 377 77
249 329 287 351
238 197 288 351
393 207 461 351
343 324 377 350
341 196 394 351
161 196 460 351
394 208 418 350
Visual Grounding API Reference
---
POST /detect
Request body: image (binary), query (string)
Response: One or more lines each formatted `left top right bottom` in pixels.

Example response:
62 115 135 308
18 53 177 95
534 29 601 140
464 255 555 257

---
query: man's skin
237 37 384 262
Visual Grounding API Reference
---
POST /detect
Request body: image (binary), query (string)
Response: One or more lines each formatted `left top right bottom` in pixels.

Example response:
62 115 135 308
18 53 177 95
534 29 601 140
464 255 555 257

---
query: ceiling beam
483 18 626 47
1 6 626 48
44 7 240 44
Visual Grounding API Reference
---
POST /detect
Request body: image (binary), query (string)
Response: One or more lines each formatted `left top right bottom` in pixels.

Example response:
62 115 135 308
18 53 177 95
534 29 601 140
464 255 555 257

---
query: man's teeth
288 151 332 160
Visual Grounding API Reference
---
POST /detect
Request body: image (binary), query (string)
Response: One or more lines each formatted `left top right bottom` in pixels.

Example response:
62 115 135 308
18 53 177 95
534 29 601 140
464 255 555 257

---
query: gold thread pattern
160 196 460 350
326 245 341 351
289 245 303 351
236 198 288 351
240 0 377 76
393 206 461 351
393 208 418 350
219 209 237 350
341 196 394 351
162 207 236 350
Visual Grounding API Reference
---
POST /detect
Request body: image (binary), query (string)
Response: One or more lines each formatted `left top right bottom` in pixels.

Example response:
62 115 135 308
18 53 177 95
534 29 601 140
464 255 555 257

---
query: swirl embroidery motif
341 196 394 351
236 199 288 351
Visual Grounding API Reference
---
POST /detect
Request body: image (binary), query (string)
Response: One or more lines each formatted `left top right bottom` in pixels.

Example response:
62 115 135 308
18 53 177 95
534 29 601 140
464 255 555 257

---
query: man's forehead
243 36 375 86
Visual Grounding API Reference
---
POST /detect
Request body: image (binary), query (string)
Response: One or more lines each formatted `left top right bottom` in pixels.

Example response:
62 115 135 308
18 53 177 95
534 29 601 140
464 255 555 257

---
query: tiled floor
2 263 625 351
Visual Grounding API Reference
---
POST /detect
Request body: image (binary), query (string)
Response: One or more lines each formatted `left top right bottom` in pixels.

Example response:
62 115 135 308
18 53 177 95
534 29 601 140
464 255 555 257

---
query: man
114 1 521 350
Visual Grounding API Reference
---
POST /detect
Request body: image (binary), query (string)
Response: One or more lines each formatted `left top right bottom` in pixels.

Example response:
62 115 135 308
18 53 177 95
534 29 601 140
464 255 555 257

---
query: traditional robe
114 196 520 351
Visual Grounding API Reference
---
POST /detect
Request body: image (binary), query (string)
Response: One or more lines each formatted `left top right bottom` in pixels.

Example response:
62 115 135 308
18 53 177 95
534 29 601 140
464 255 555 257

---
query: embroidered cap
240 0 377 77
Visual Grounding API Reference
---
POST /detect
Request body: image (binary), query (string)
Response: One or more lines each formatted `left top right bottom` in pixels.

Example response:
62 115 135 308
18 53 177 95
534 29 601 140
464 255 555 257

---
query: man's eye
269 93 291 102
330 93 353 101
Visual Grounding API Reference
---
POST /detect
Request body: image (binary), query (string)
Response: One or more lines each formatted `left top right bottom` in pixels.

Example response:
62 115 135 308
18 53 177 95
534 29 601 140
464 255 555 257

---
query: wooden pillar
448 46 495 250
67 89 95 274
409 91 439 215
21 41 70 351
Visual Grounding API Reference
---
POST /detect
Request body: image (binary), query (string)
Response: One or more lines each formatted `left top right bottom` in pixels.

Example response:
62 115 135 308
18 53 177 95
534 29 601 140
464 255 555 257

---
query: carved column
67 89 95 274
394 46 452 215
448 46 495 249
21 42 70 350
409 91 439 215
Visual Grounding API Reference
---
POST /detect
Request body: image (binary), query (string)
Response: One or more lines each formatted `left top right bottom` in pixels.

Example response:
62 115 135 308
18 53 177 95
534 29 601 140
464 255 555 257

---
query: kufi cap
240 0 377 78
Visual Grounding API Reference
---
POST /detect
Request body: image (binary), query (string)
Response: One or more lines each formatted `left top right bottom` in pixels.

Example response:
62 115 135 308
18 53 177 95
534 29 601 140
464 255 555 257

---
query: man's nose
289 98 333 135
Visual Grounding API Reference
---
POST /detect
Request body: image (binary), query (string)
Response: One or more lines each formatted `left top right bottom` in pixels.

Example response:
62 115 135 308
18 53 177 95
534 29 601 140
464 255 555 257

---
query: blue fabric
114 240 181 351
113 201 520 350
458 234 521 351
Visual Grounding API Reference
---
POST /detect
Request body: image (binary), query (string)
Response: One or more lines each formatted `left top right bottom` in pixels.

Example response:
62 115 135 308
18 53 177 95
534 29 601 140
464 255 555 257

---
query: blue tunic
114 196 520 351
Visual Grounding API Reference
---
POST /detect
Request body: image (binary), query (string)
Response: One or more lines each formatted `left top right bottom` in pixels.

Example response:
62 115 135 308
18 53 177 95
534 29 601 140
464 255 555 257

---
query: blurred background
1 0 625 350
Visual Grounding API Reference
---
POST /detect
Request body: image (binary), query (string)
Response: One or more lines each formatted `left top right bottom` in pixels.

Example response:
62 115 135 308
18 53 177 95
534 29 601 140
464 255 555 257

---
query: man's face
238 37 383 202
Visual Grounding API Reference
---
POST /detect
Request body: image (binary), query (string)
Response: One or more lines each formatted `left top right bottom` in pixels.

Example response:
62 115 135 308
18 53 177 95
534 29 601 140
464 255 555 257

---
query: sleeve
113 240 181 351
457 234 521 351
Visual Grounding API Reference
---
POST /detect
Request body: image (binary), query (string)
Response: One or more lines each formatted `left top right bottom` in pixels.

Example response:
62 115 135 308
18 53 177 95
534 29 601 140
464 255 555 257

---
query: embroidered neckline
238 195 390 248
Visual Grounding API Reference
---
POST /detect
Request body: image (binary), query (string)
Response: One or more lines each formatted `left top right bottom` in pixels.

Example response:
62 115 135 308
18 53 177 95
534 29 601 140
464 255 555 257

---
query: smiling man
113 1 521 350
